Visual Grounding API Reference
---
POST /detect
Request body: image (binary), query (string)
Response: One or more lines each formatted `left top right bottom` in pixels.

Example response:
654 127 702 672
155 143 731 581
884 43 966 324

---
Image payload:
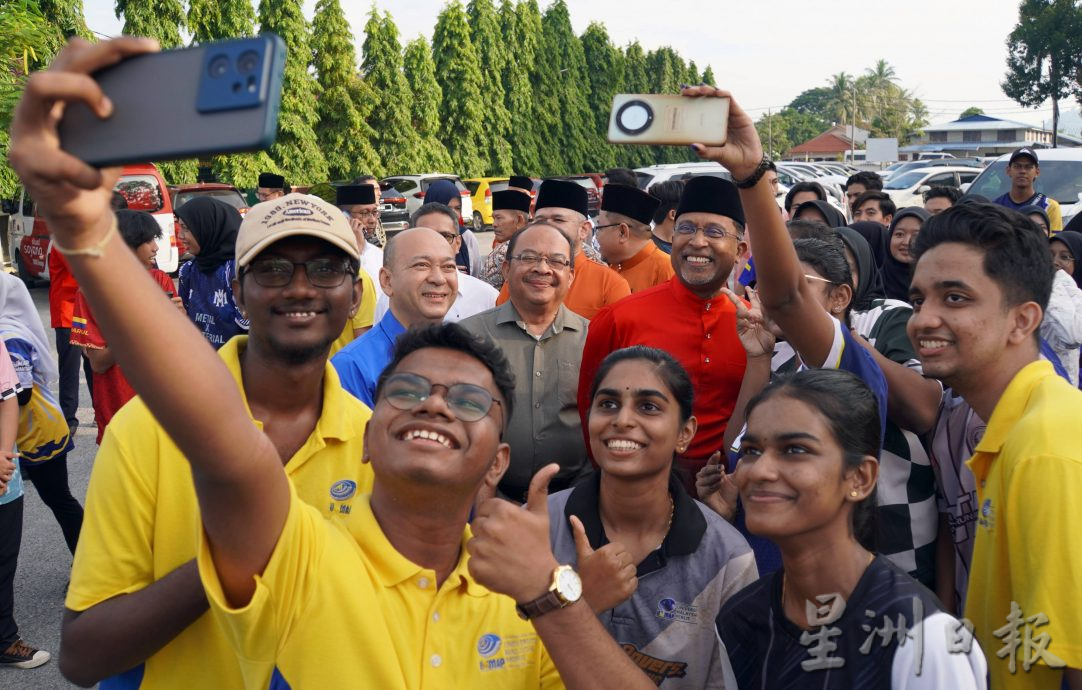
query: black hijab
1051 230 1082 290
848 220 910 302
881 207 929 302
176 196 242 274
793 199 847 229
835 226 886 311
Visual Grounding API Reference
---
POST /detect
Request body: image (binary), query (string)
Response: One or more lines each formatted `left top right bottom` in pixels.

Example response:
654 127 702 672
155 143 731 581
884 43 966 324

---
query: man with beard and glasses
58 194 375 689
579 176 759 493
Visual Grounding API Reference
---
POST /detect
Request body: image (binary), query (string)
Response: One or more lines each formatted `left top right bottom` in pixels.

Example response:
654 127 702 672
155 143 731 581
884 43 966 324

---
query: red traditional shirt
578 277 747 486
611 241 675 293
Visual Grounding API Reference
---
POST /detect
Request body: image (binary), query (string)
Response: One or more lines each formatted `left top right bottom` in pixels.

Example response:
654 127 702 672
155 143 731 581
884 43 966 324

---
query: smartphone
607 94 728 146
59 34 286 167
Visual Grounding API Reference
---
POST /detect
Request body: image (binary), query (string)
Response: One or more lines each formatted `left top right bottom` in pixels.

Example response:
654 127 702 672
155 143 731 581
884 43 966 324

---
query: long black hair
793 237 853 324
743 369 880 551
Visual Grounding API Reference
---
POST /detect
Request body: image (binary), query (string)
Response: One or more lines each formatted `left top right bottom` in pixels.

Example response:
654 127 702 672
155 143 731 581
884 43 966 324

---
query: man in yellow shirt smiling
907 202 1082 690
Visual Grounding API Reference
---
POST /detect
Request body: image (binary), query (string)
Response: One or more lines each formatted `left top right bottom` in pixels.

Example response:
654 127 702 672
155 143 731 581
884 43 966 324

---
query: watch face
556 567 583 602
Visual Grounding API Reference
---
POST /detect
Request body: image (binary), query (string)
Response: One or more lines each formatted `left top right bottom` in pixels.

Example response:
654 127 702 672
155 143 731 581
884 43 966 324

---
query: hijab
835 226 886 311
175 196 242 274
793 199 847 229
1017 205 1051 234
849 220 908 302
1050 230 1082 290
880 207 930 302
0 271 58 384
423 179 471 271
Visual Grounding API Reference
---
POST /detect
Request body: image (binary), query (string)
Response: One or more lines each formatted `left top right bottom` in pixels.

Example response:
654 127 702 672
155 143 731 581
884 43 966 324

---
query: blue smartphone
59 34 286 167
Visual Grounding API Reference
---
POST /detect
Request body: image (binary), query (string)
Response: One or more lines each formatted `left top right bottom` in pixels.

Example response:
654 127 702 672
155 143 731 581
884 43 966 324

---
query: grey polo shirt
460 301 590 499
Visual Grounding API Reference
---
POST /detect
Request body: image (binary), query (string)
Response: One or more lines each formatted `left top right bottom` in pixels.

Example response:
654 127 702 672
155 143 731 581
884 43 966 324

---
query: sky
81 0 1081 132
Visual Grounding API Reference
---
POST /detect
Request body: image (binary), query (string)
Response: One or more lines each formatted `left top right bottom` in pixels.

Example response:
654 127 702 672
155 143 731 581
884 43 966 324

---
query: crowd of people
0 36 1078 689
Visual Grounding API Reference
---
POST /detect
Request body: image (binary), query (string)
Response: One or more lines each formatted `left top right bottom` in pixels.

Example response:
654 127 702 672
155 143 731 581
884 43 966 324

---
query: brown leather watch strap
515 590 564 620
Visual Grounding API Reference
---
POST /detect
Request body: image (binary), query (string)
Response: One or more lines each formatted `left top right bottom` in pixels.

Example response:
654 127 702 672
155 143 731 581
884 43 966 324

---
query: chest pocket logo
330 479 357 501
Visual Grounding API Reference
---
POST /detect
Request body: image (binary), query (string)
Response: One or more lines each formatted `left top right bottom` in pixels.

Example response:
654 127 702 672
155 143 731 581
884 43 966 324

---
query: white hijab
0 272 58 384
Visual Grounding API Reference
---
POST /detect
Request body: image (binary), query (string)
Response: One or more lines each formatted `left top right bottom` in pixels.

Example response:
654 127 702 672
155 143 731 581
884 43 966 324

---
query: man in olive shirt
460 222 591 502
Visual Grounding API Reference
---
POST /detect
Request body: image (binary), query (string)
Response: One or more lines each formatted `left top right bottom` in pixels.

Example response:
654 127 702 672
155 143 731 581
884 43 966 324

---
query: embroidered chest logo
328 479 357 514
212 289 228 308
476 633 539 673
655 597 699 624
978 498 995 531
621 643 687 685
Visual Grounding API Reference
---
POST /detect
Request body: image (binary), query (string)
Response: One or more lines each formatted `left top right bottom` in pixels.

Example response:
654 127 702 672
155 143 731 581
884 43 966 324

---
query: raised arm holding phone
12 37 657 690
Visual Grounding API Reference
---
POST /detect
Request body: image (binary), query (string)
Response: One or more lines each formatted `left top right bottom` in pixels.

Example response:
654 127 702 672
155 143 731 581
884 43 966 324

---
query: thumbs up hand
570 515 638 613
468 463 563 604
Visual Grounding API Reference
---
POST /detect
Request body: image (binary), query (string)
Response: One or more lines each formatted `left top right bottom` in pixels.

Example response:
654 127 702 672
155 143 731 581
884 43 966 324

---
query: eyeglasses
674 223 741 241
381 373 503 423
348 209 380 220
593 222 622 232
509 252 571 269
256 191 280 201
436 232 459 244
1052 249 1076 263
245 258 355 288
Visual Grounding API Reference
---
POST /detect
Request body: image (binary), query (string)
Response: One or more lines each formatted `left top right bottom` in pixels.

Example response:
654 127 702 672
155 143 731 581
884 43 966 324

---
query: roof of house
790 132 856 154
924 114 1049 132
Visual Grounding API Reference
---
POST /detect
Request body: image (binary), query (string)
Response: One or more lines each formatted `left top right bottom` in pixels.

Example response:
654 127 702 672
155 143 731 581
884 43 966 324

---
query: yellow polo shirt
329 269 377 356
66 336 373 690
198 487 564 689
965 360 1082 690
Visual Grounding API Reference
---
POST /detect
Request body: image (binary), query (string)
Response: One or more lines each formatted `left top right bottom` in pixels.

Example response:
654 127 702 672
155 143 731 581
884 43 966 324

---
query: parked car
633 162 729 191
882 166 982 208
380 174 474 228
377 182 411 236
966 148 1082 226
464 177 510 231
7 163 177 284
881 158 984 182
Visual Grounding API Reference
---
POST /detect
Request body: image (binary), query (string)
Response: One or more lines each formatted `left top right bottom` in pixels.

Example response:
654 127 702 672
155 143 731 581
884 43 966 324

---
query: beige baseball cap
235 193 360 267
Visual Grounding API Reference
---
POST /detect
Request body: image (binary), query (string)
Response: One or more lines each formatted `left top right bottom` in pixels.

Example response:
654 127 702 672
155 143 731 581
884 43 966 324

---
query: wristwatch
515 565 583 620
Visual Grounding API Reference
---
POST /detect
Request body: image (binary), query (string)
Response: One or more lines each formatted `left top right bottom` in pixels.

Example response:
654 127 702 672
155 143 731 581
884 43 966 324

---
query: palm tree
826 71 856 126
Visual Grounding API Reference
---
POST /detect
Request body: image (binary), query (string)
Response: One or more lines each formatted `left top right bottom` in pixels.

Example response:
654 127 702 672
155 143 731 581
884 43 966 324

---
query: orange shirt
497 250 630 321
611 241 674 293
48 248 79 328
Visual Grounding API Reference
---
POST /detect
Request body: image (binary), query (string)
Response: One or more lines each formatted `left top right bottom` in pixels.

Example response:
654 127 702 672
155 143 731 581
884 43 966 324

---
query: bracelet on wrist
733 155 772 189
52 219 117 259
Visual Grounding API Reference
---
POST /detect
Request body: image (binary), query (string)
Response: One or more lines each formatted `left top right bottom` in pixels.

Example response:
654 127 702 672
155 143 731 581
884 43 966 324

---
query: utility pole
850 85 857 165
767 108 773 159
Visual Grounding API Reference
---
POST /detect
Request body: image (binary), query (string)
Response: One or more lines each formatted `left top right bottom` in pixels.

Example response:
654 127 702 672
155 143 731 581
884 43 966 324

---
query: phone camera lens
615 100 653 136
208 55 230 79
237 51 260 75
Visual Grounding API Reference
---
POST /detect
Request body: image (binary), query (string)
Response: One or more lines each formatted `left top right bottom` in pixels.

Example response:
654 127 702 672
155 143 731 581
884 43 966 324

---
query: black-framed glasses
245 257 354 288
509 252 571 269
593 222 622 232
674 222 741 241
381 373 502 422
347 209 380 220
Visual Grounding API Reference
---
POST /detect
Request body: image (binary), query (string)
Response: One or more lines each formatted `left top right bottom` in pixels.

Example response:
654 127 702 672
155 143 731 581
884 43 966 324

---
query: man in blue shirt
993 147 1063 231
332 228 458 406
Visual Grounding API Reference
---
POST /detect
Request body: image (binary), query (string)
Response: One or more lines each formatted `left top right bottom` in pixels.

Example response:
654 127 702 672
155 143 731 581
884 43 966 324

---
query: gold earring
850 490 859 498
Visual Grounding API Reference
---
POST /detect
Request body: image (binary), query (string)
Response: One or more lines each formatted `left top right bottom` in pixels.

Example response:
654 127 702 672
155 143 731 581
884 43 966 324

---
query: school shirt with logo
198 487 564 690
178 258 249 349
66 337 373 690
964 360 1082 690
0 339 25 506
1 333 72 463
548 475 757 689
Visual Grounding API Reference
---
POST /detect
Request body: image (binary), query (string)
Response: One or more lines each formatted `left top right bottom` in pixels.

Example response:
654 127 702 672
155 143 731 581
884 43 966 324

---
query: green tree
0 1 65 196
755 111 793 159
788 86 834 121
312 0 381 179
1002 0 1082 147
646 47 689 164
579 22 623 171
403 37 453 172
361 11 424 174
501 0 542 174
685 60 699 87
189 0 255 42
619 41 651 168
466 0 513 174
432 1 488 176
39 0 91 38
959 106 985 118
259 0 327 184
117 0 198 182
700 65 716 86
535 0 595 174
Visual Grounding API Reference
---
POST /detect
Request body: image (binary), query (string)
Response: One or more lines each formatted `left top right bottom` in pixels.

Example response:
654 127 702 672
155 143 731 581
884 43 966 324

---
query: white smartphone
607 94 729 146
